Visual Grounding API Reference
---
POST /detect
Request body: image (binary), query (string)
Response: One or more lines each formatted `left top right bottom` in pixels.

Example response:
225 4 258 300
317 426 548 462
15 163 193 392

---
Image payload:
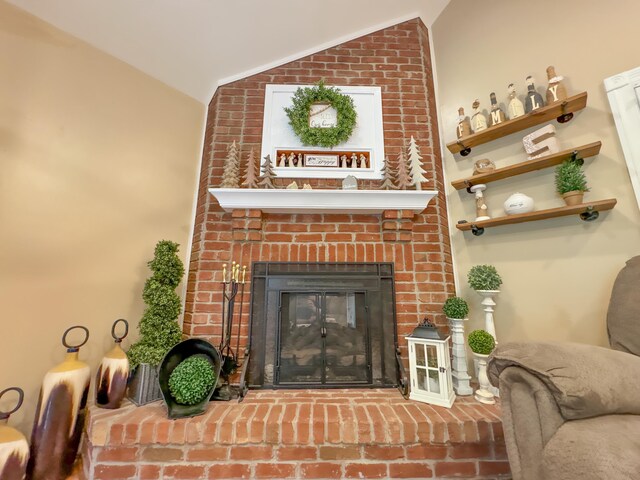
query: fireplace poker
221 264 240 375
234 266 247 363
219 263 230 351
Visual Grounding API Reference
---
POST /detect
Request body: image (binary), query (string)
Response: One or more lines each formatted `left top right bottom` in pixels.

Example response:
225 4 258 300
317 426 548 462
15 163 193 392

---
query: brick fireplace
184 17 454 374
80 18 510 479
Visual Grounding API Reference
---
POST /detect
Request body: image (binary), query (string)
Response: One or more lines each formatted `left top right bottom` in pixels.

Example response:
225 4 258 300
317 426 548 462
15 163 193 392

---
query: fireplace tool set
212 261 248 401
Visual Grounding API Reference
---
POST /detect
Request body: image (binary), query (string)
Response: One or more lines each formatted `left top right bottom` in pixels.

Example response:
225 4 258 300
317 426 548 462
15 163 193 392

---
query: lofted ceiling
7 0 450 103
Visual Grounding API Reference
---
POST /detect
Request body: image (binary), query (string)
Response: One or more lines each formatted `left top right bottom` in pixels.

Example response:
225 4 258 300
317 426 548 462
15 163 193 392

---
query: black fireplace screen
248 263 398 389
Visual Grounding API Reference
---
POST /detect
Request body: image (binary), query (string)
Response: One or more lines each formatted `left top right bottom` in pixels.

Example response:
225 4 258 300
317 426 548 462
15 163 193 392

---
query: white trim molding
605 67 640 211
209 188 438 215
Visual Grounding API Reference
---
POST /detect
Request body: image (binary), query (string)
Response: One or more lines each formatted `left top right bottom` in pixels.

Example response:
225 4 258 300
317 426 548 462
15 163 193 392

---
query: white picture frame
261 84 385 180
605 67 640 211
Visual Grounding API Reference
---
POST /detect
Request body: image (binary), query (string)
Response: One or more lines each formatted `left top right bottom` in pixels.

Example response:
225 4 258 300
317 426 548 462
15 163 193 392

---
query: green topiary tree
467 330 495 355
127 240 185 368
168 356 216 405
555 160 589 195
442 297 469 319
468 265 503 291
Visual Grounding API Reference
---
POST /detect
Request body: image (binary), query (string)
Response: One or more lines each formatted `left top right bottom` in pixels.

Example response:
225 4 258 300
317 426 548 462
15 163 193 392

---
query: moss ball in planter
468 265 503 291
168 356 216 405
468 330 495 355
442 297 469 319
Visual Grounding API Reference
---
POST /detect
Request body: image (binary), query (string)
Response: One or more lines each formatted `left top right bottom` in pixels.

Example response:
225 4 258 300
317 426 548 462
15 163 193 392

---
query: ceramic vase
96 319 130 409
447 318 473 396
0 388 29 480
473 353 495 404
504 192 534 215
27 326 90 480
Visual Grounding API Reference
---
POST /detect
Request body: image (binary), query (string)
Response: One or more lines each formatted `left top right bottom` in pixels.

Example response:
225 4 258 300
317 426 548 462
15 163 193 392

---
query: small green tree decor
555 160 589 205
128 240 184 368
442 297 469 319
467 330 495 355
467 265 502 291
168 356 216 405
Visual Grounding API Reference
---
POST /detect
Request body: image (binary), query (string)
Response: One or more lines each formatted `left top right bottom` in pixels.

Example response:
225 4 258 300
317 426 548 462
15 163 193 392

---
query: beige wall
0 2 204 434
432 0 640 349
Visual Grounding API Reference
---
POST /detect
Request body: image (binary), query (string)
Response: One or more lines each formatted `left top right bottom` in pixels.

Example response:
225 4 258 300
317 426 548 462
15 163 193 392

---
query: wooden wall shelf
446 92 588 155
451 142 602 190
456 198 617 235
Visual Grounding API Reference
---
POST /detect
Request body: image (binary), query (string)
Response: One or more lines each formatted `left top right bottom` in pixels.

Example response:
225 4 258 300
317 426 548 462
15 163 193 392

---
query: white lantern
407 319 455 408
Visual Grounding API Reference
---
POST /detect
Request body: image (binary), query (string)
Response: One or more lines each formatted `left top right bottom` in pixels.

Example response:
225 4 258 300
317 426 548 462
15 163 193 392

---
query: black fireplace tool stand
211 262 250 402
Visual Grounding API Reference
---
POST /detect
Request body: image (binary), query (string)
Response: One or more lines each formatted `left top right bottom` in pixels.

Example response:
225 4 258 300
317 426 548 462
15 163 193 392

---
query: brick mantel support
231 209 263 242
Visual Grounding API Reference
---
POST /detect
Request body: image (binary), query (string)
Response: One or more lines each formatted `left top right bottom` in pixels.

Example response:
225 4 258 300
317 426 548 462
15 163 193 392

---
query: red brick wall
184 18 455 365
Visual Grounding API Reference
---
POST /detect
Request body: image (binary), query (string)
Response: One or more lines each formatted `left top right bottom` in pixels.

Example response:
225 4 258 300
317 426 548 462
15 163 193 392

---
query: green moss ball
168 356 216 405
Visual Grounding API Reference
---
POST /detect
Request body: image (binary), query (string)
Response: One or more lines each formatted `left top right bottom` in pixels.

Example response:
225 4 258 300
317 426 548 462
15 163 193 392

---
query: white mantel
208 188 438 214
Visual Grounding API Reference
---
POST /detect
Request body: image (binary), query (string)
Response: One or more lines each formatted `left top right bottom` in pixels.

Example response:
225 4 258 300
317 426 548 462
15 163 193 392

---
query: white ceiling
8 0 450 103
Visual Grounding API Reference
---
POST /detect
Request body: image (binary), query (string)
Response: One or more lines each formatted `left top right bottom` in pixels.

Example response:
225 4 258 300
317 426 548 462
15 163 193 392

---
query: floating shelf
208 188 438 214
446 92 588 155
456 198 617 235
451 142 602 190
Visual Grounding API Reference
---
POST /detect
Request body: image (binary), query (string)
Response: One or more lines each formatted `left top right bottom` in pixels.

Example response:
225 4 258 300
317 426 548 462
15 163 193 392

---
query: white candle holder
473 352 495 404
447 317 473 395
475 290 500 397
469 184 491 221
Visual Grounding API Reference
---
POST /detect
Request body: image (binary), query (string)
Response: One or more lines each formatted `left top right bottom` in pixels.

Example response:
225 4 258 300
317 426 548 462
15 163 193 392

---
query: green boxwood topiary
442 297 469 319
127 240 185 368
555 160 589 195
168 356 216 405
284 81 357 148
467 330 495 355
468 265 502 291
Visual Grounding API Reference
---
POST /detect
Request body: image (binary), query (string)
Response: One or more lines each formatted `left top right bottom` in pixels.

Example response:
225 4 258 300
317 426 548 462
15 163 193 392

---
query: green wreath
284 81 357 148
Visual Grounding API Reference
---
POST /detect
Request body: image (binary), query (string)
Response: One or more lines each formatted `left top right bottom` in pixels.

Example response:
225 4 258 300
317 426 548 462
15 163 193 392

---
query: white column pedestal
473 353 495 404
476 290 500 397
447 317 473 396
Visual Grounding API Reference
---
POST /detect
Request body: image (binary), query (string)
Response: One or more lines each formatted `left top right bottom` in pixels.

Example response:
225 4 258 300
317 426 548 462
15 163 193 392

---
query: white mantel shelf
209 188 438 214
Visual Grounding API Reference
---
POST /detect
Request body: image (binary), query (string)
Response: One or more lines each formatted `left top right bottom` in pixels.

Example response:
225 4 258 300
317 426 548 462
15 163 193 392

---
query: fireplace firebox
247 263 399 389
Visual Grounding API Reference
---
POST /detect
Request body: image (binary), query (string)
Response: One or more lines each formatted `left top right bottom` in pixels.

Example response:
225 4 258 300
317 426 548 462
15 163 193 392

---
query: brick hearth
81 390 510 479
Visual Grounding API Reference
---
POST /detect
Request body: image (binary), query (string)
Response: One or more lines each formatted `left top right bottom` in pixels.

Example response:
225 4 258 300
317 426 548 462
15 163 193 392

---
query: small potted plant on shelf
555 159 589 206
442 297 473 396
467 329 496 404
127 240 185 405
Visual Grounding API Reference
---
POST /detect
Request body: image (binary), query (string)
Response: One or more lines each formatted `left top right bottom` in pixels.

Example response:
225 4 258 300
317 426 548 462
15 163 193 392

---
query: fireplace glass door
277 291 370 386
248 262 398 389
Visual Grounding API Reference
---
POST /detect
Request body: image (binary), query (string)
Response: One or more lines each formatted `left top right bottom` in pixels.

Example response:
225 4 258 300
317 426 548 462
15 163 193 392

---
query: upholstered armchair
488 256 640 480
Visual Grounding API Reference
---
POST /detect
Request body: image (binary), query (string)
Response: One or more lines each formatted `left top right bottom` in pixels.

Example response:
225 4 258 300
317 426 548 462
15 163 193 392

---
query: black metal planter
127 363 162 406
158 339 222 420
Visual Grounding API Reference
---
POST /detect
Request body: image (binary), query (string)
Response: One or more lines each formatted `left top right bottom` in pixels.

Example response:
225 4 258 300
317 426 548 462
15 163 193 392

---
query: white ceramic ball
504 192 534 215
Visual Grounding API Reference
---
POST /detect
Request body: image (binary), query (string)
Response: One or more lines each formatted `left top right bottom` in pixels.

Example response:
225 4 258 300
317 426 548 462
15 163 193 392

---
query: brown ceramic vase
96 319 130 409
27 326 90 480
0 387 29 480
